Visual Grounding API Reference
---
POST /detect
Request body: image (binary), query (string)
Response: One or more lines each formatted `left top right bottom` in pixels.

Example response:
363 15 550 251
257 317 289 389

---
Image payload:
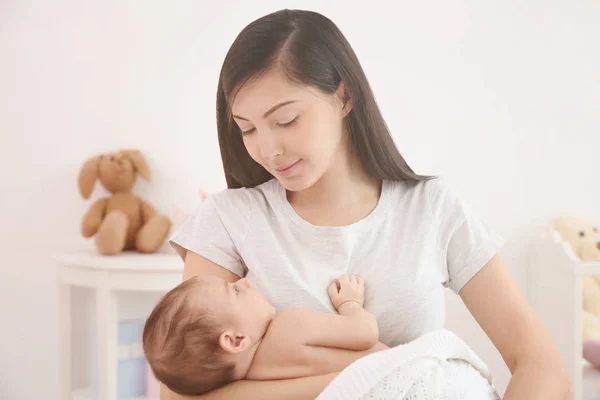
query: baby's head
143 274 275 396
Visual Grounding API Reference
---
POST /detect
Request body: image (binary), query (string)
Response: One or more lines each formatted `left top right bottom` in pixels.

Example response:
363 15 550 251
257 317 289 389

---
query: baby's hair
142 276 236 395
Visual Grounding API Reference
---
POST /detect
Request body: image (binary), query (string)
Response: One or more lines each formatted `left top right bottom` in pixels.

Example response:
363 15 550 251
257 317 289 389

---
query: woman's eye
239 117 297 135
278 116 298 128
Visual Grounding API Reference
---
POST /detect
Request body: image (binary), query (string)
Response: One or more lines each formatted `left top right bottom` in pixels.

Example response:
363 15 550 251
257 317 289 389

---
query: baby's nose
238 278 252 289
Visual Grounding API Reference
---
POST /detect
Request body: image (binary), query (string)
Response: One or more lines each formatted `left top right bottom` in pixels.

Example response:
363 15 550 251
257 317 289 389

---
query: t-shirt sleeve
426 178 505 294
168 192 250 278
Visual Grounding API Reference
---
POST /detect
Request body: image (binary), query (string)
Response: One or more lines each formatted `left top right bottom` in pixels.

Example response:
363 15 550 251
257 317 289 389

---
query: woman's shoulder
385 176 468 222
207 178 280 214
386 176 449 203
171 179 280 247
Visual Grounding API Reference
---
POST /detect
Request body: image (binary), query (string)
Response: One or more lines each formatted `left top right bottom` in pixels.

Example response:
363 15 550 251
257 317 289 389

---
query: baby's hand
328 275 365 312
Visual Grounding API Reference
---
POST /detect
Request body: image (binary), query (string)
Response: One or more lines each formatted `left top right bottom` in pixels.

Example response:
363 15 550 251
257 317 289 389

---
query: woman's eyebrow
233 100 299 121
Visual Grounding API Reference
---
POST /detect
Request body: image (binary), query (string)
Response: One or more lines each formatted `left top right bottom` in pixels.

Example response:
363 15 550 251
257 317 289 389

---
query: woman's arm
159 251 337 400
459 253 572 399
161 373 338 400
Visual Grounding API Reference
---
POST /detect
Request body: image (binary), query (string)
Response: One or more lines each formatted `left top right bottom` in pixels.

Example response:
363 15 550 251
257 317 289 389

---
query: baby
142 274 386 396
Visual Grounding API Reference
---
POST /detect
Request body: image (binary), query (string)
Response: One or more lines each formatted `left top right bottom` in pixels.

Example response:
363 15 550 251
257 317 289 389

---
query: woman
164 9 570 400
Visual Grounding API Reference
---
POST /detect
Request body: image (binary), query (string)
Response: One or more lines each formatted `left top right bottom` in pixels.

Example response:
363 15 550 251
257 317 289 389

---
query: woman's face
231 66 350 192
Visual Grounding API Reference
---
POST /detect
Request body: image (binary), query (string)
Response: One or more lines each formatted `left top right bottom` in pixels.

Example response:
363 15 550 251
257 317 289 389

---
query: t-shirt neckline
275 179 391 236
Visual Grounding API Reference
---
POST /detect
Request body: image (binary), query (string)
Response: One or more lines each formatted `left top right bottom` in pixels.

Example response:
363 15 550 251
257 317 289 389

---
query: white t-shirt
169 177 504 347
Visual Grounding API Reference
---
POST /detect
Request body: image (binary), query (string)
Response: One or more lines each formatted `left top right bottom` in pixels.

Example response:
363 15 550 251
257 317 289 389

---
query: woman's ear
336 81 353 117
120 149 151 182
78 155 102 199
218 330 251 354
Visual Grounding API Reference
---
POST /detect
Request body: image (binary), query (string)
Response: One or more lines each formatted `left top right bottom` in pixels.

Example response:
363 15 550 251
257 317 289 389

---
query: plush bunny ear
120 149 151 182
78 155 102 199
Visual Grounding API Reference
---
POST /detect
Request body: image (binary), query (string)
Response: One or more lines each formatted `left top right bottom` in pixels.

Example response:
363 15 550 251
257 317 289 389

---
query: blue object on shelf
117 319 147 399
118 357 147 399
119 319 145 344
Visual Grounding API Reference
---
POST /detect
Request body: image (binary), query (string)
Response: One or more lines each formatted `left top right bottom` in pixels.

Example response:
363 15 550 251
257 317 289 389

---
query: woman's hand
459 254 571 399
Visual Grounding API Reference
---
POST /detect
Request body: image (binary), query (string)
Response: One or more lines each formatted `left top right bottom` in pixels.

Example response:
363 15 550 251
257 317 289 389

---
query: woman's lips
275 160 302 176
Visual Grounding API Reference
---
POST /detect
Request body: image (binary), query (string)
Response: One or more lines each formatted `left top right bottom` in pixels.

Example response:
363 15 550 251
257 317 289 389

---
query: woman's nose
258 131 283 160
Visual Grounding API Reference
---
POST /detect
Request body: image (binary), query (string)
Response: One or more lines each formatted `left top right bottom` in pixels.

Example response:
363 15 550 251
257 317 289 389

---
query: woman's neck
287 149 382 227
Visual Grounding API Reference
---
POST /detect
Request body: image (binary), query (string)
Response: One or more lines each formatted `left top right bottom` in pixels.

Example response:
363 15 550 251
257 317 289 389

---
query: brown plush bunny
78 149 171 255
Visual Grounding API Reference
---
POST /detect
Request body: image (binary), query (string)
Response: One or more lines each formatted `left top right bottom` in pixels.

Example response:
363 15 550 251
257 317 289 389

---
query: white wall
1 0 599 398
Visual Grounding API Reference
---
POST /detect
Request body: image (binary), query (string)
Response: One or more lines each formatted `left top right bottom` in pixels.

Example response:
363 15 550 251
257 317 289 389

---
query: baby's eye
234 286 240 294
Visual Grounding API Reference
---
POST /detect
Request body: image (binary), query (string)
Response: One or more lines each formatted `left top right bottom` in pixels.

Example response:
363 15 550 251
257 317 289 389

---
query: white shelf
56 250 182 272
58 252 179 400
575 262 600 276
72 387 149 400
542 228 600 275
528 225 600 400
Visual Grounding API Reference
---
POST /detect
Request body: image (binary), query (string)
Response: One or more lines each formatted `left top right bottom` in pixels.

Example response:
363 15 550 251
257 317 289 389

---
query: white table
57 251 183 400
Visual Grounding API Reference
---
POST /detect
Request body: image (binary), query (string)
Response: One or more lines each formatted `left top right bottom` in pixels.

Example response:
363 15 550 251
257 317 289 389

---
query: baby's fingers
357 276 364 287
328 281 339 299
351 275 363 287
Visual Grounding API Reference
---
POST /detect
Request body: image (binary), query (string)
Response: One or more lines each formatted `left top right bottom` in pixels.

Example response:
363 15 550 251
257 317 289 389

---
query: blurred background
1 0 599 399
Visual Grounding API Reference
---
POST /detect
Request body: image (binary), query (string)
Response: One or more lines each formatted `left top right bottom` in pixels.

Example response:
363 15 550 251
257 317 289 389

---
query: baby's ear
219 330 251 354
78 155 102 199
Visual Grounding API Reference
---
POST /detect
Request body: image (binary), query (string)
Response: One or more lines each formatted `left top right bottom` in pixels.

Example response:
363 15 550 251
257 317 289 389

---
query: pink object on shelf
146 362 161 399
583 339 600 368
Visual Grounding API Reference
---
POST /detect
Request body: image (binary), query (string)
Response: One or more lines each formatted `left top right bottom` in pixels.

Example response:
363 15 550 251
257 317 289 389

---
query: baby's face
193 275 276 340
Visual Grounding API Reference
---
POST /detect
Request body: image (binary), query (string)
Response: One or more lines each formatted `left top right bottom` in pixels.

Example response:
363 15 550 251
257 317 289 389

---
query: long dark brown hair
216 9 432 189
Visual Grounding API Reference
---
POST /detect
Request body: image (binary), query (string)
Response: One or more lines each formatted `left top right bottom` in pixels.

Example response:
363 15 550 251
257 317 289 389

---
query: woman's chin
277 174 316 193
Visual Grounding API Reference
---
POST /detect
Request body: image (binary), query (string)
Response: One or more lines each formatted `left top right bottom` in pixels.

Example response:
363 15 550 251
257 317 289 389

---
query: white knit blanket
316 329 500 400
